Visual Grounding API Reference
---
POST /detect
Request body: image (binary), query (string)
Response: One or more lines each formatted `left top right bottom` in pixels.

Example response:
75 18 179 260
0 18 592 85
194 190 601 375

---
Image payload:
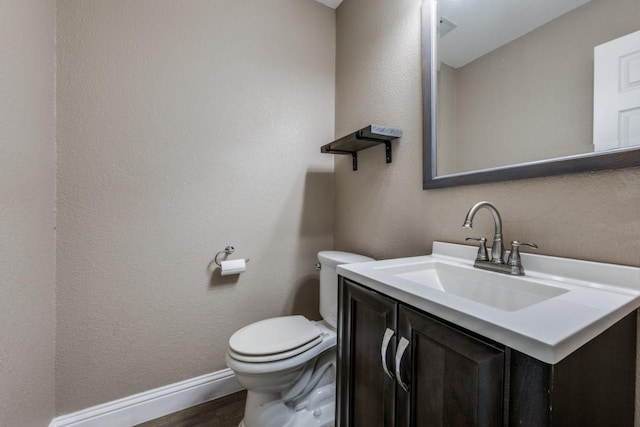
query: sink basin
375 261 569 312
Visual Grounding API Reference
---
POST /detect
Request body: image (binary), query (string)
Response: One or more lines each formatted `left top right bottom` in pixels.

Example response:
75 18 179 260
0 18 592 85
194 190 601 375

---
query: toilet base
238 397 334 427
238 379 336 427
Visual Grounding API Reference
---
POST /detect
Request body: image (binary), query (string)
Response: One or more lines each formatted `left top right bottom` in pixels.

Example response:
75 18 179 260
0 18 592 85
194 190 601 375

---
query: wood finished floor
135 390 246 427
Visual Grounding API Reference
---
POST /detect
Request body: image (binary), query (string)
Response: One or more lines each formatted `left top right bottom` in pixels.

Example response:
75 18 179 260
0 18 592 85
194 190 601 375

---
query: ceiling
438 0 592 68
315 0 343 9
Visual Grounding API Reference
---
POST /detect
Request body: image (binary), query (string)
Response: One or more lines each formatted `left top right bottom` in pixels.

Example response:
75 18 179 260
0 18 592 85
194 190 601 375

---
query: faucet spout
462 201 504 264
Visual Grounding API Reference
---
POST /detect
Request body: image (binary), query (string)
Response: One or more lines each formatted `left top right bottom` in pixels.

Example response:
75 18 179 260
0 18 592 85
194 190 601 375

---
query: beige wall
0 0 57 425
56 0 335 414
336 0 639 415
438 0 640 174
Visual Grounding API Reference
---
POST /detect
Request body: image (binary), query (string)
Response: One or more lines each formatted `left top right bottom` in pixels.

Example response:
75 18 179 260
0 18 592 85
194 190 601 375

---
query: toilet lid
229 315 322 357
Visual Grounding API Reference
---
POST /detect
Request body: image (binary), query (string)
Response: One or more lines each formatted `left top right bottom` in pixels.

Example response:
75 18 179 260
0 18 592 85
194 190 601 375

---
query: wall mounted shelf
321 125 402 171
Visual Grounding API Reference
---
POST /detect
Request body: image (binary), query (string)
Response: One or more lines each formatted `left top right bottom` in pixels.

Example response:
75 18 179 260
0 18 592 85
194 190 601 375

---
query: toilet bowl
226 251 374 427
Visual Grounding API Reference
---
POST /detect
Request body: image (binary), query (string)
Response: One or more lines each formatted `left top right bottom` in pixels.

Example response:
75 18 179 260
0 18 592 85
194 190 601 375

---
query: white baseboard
49 368 243 427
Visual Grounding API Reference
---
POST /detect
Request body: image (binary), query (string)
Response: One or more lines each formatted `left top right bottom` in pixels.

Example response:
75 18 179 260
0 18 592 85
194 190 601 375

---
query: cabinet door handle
381 328 395 380
395 337 410 392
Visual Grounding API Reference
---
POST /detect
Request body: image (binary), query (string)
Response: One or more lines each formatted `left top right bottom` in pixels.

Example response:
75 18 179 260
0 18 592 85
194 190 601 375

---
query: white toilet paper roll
220 259 247 276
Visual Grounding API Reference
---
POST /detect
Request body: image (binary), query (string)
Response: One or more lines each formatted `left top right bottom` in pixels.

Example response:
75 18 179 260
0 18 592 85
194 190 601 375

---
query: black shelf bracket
321 125 402 171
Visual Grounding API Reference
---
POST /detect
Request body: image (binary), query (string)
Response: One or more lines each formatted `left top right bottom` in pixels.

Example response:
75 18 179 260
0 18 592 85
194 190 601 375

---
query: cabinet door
396 306 504 427
338 278 397 427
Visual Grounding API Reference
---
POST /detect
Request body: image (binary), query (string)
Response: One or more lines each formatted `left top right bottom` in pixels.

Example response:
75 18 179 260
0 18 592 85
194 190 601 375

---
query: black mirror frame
422 0 640 190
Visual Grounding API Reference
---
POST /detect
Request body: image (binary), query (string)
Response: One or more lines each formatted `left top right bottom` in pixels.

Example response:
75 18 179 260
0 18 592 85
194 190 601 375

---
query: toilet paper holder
214 245 250 266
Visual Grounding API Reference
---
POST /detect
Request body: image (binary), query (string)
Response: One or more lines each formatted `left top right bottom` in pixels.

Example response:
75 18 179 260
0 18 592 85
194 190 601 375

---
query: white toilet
226 251 373 427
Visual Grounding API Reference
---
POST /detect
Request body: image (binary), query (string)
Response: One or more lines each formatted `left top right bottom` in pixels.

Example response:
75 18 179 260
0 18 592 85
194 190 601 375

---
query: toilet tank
317 251 374 329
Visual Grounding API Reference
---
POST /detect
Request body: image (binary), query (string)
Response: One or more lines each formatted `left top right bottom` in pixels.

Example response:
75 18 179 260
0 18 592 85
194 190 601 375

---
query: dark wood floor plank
135 390 246 427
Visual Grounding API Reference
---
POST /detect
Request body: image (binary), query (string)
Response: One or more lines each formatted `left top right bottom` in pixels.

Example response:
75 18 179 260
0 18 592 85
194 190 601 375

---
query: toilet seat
226 323 336 377
228 315 323 363
229 335 323 363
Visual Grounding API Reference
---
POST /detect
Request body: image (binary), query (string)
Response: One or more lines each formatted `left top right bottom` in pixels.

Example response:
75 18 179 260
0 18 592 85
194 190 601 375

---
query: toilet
226 251 374 427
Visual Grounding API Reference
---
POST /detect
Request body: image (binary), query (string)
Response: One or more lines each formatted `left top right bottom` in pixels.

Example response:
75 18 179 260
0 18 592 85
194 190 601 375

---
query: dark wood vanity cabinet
337 278 398 427
337 279 504 426
396 305 505 427
337 278 637 427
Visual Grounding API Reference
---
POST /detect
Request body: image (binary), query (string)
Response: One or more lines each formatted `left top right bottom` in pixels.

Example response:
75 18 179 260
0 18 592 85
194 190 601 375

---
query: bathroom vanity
336 242 640 426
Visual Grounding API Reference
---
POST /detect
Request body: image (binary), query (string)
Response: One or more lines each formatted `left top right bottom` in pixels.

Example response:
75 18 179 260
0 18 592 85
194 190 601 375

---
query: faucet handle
466 237 489 261
507 241 539 266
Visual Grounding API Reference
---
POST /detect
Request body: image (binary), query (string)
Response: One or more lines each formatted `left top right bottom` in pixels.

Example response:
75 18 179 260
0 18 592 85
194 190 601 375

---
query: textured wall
335 0 427 260
336 0 639 418
0 0 57 425
56 0 335 414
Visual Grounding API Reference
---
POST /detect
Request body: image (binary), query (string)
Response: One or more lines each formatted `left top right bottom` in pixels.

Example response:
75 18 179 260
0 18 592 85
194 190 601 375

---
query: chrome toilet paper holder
214 245 250 266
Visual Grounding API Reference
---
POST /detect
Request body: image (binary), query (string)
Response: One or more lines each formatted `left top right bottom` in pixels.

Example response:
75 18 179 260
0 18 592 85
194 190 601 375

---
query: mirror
423 0 640 189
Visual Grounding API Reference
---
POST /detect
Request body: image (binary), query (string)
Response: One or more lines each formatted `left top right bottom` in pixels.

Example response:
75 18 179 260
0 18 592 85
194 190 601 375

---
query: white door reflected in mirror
594 29 640 152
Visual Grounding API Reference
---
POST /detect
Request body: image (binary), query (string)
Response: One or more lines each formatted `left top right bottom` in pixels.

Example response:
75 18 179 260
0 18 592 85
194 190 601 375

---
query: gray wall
336 0 639 416
0 0 57 425
56 0 335 414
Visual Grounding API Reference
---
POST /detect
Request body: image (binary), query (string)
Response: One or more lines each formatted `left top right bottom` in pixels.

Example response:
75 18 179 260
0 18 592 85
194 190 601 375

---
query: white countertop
337 242 640 364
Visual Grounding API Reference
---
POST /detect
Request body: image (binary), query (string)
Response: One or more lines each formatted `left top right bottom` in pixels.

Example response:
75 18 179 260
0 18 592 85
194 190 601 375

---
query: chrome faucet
462 201 504 264
462 201 538 275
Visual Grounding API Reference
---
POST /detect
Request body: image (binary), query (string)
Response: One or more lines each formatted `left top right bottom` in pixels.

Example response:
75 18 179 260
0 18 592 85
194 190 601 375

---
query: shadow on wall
291 169 334 319
207 169 333 299
289 275 322 320
299 170 334 236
